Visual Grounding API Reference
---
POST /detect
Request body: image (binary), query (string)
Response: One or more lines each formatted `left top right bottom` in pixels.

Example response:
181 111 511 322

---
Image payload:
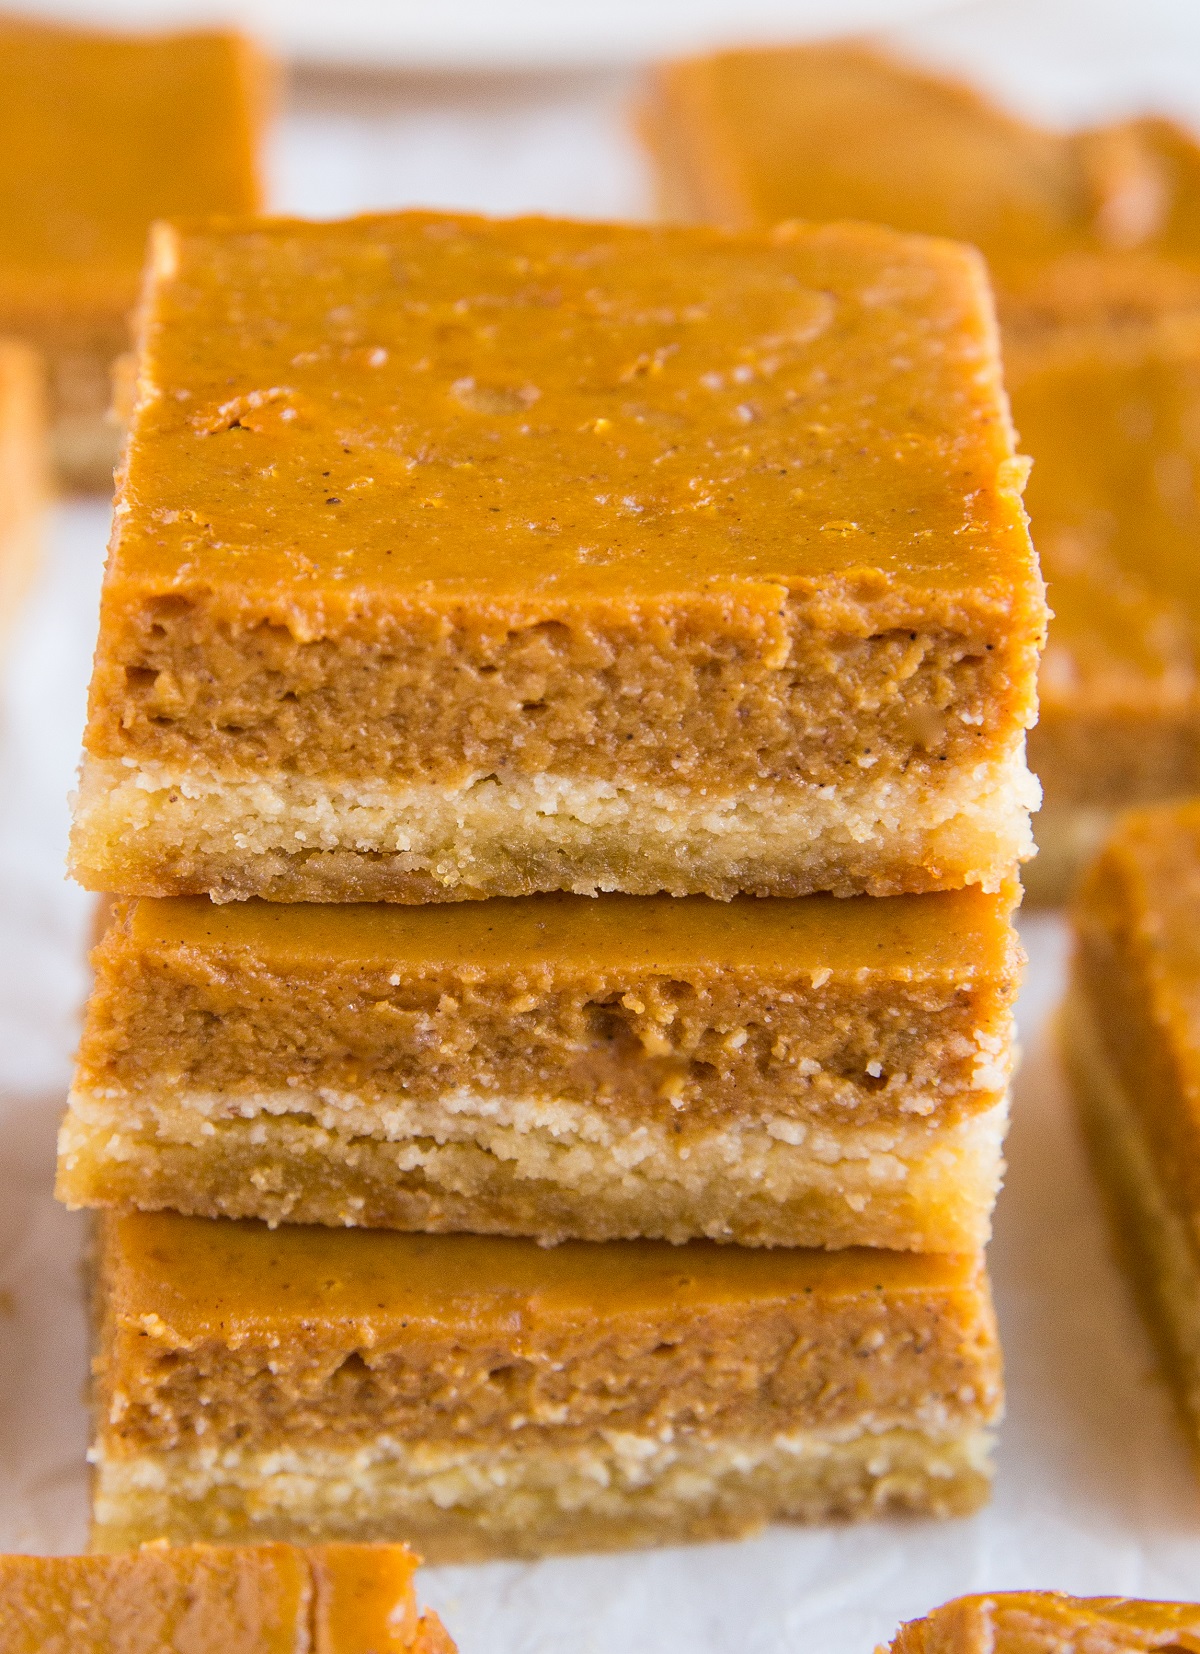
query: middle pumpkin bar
58 882 1020 1252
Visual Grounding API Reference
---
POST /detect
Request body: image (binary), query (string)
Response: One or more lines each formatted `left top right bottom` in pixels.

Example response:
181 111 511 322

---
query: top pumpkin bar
71 210 1045 905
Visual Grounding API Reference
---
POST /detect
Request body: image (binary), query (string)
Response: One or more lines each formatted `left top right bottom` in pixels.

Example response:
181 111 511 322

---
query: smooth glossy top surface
125 885 1019 977
652 45 1084 265
0 17 266 318
108 210 1035 602
104 1211 981 1335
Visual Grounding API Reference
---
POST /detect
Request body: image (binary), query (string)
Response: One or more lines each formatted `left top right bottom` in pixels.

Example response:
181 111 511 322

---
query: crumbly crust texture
59 1088 1008 1251
74 209 1044 900
89 1423 994 1562
71 749 1039 902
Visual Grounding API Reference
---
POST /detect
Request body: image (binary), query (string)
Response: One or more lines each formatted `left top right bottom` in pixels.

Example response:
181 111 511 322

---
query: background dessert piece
0 341 47 648
1009 319 1200 900
640 43 1085 269
1062 800 1200 1468
884 1591 1200 1654
69 209 1045 904
0 17 270 491
90 1213 1002 1559
59 885 1021 1252
0 1542 453 1654
639 41 1200 325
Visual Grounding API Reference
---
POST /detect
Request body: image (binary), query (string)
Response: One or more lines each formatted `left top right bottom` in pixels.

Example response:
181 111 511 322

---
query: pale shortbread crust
89 1420 995 1561
70 747 1040 902
1062 986 1200 1451
58 1090 1008 1251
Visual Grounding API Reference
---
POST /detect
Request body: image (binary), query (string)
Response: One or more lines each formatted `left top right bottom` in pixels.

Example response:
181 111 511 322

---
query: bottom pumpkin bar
1063 799 1200 1467
0 1542 451 1654
90 1213 1002 1561
885 1592 1200 1653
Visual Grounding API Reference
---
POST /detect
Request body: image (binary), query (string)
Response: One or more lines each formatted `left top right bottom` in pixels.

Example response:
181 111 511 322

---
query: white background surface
2 4 1200 1649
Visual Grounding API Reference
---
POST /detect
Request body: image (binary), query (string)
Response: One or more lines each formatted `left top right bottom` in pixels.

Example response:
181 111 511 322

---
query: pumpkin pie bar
68 210 1045 905
0 1543 452 1653
1010 319 1200 900
639 40 1200 328
0 341 47 646
59 884 1019 1252
885 1592 1200 1654
89 1212 1002 1559
1063 800 1200 1466
0 17 269 490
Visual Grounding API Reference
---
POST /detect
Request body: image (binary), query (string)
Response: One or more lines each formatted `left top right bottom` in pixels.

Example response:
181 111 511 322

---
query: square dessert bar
90 1213 1002 1559
69 210 1045 904
0 342 47 646
60 884 1020 1252
1064 801 1200 1464
640 41 1200 328
0 1544 452 1654
0 18 268 489
886 1593 1200 1654
1010 319 1200 900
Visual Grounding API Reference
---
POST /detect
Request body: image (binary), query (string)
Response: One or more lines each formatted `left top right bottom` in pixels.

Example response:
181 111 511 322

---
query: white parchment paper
2 6 1199 1644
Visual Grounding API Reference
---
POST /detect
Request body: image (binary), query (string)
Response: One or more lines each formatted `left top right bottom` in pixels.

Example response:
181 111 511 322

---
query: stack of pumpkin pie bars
58 207 1045 1558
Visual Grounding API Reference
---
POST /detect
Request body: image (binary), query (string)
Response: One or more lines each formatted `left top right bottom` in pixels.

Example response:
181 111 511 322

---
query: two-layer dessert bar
1064 801 1200 1466
0 17 268 489
89 1213 1001 1558
68 211 1045 904
59 885 1021 1251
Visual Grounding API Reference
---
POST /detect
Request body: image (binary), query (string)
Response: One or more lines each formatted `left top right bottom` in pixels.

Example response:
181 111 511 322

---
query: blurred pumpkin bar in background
0 16 271 492
0 339 46 647
640 40 1200 900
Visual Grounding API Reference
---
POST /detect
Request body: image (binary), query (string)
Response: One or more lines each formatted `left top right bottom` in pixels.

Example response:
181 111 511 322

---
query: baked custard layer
62 887 1019 1248
888 1591 1200 1654
73 209 1044 901
91 1213 1002 1557
0 1544 451 1654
